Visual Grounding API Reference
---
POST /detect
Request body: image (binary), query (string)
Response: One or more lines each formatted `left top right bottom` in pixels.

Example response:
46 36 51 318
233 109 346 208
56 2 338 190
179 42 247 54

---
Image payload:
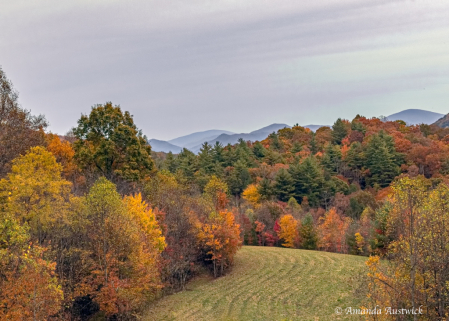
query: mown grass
145 246 368 321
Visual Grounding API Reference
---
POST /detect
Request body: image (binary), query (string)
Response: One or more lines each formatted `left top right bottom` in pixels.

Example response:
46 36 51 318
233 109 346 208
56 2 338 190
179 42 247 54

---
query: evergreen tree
274 168 295 202
331 118 348 145
165 151 178 173
226 160 251 196
198 142 214 174
212 141 224 165
264 149 283 165
223 144 237 167
346 142 365 170
258 178 274 200
289 157 325 206
321 143 342 176
365 133 399 187
269 132 283 151
252 141 266 159
309 133 318 155
299 213 317 250
291 142 302 154
177 148 198 180
351 119 366 133
235 138 253 167
378 130 404 166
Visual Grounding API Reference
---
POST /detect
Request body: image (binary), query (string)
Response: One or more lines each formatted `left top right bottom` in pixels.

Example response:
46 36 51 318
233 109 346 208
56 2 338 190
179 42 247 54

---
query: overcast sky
1 0 449 140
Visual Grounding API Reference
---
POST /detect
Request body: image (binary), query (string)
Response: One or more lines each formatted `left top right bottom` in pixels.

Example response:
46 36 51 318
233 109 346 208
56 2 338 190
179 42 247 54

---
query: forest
2 64 449 320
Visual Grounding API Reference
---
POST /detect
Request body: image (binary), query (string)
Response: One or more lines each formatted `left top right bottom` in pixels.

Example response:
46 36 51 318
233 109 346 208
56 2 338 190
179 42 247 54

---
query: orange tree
0 212 62 320
197 210 242 277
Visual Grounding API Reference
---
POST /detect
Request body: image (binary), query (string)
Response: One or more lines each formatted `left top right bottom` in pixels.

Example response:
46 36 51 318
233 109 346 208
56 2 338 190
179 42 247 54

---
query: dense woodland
2 64 449 320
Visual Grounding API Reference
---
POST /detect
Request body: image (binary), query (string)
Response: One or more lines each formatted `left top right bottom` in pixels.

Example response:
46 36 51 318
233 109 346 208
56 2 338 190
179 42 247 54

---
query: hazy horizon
1 0 449 140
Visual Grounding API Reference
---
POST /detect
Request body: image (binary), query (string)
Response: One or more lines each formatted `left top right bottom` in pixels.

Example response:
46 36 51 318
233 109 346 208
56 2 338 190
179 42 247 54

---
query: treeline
154 99 449 319
0 68 241 320
155 108 449 255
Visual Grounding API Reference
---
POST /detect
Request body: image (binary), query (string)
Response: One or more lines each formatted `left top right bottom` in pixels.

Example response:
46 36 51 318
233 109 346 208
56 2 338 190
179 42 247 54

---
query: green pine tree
309 133 318 155
321 143 342 176
269 132 283 151
223 144 237 167
289 157 325 207
165 151 178 173
264 149 283 165
332 118 348 145
378 130 404 166
365 133 399 187
274 168 295 202
198 142 214 174
291 142 303 154
252 141 267 158
235 138 253 167
226 159 251 196
351 119 366 134
177 148 198 180
258 178 274 200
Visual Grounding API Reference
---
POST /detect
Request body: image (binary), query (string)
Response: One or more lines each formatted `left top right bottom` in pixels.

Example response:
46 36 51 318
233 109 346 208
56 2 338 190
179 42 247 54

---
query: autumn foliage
197 210 241 277
5 66 449 319
277 215 299 248
317 208 350 253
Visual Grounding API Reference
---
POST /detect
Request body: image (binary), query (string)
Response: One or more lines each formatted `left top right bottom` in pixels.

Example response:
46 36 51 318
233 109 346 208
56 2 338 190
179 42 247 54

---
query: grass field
145 246 368 321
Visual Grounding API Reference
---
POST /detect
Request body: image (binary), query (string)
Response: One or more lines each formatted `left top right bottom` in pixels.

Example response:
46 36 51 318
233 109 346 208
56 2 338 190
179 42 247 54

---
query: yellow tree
242 184 261 208
277 214 299 248
123 193 165 252
366 177 449 320
0 146 72 245
120 193 166 310
203 175 229 212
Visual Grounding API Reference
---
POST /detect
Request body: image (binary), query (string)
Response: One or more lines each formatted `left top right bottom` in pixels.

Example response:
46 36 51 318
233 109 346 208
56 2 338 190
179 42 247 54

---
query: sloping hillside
433 113 449 128
149 139 182 153
145 246 367 321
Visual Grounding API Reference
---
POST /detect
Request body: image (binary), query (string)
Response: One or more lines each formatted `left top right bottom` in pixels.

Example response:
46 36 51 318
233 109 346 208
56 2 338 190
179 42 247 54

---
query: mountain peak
386 109 444 125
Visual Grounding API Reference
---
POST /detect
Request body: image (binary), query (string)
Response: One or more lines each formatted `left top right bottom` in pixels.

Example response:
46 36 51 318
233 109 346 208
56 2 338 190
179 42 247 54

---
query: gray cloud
1 0 449 140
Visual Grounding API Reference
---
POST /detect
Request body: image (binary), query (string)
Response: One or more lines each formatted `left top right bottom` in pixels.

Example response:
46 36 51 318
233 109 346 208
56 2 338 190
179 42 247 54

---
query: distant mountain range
386 109 444 125
167 129 235 150
148 139 183 154
149 109 446 153
150 124 328 153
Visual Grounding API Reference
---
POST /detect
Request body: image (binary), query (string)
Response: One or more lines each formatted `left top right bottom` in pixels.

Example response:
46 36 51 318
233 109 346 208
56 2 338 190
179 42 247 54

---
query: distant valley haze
1 1 449 140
